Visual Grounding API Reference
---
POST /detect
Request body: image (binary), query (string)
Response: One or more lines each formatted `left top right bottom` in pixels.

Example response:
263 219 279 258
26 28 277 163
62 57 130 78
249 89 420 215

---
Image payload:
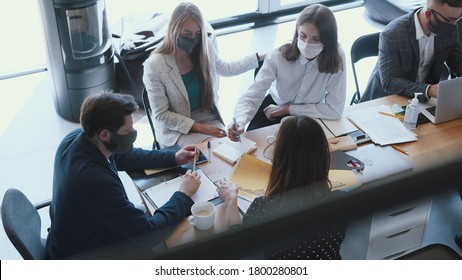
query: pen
192 147 197 172
233 117 241 143
391 144 409 156
378 111 404 120
349 160 363 175
207 140 212 163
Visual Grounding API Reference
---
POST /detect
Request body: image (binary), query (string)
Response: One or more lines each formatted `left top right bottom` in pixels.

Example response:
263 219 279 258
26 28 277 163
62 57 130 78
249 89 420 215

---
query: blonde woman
143 2 264 147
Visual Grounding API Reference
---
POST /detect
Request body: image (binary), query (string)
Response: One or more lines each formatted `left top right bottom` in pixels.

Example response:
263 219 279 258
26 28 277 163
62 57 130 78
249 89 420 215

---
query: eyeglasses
431 9 462 24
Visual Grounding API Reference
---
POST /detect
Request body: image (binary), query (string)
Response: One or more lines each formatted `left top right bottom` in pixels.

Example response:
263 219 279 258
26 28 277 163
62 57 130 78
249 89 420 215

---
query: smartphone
165 144 208 165
196 150 208 164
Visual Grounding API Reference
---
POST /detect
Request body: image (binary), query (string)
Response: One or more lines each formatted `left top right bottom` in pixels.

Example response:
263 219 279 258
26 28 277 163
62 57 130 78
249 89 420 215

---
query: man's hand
428 84 439 98
175 145 199 165
179 170 201 198
263 104 289 121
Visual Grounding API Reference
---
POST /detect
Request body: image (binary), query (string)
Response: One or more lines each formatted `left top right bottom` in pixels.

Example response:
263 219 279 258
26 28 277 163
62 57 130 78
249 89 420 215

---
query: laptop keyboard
426 106 436 116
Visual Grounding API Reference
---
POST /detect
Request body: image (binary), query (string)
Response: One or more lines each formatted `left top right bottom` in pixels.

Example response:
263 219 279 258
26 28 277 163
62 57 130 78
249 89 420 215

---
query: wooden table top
137 94 462 248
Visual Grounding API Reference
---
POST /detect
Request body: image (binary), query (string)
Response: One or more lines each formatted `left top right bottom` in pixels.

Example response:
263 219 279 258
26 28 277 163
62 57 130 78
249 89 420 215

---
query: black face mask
103 130 137 154
427 10 457 37
177 34 201 54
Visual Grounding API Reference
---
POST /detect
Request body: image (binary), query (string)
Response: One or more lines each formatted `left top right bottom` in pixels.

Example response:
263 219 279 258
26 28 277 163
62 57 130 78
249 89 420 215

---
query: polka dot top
242 196 347 260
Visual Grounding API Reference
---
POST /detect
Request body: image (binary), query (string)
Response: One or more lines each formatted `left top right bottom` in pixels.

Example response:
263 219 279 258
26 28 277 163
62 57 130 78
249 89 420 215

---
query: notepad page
347 105 417 145
212 143 243 164
328 169 361 191
144 169 218 208
224 136 257 154
212 136 257 164
321 116 358 137
231 154 271 201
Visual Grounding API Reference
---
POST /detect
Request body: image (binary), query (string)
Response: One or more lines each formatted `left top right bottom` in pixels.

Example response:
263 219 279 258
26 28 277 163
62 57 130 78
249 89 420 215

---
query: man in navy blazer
46 92 201 259
360 0 462 103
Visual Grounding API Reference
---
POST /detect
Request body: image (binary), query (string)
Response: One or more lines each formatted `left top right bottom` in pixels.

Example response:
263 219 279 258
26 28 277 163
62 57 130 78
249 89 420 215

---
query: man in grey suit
360 0 462 103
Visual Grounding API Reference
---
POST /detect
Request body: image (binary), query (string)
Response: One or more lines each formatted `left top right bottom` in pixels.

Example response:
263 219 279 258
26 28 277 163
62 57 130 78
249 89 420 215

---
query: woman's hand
216 179 241 226
227 121 245 142
191 122 227 138
216 180 238 203
263 104 290 121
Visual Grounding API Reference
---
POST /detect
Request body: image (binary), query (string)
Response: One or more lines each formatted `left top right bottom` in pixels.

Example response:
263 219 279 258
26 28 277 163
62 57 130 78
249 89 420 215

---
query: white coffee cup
187 201 216 230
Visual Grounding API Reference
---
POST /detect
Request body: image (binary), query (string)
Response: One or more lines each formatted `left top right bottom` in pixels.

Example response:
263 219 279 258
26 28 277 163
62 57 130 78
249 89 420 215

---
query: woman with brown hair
228 3 346 139
143 2 264 148
217 116 347 259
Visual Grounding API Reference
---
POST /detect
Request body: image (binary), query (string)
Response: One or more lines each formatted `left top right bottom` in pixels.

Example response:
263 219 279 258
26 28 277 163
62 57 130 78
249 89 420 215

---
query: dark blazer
360 9 462 102
46 129 194 259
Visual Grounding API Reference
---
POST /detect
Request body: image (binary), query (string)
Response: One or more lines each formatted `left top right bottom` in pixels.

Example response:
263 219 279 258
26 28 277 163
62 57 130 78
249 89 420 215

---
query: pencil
192 147 197 171
391 145 409 155
378 111 404 120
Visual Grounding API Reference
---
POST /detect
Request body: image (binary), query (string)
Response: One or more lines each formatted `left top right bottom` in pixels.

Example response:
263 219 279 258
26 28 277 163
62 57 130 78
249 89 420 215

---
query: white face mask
297 39 324 60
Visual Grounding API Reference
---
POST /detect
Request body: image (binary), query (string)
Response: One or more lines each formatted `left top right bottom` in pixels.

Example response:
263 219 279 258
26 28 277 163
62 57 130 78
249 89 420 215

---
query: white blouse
234 46 346 125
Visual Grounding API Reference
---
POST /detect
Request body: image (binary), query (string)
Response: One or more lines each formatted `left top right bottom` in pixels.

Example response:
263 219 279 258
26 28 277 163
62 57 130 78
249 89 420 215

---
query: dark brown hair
80 92 138 137
430 0 462 8
280 4 342 74
266 116 331 205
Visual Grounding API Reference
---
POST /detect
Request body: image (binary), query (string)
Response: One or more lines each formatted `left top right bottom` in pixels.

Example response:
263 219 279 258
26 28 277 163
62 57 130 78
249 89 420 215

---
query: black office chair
1 188 51 260
350 32 380 105
397 243 461 260
142 87 160 150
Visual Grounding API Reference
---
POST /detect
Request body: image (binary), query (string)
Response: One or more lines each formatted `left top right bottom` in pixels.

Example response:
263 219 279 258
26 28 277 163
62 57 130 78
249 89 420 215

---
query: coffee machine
39 0 116 121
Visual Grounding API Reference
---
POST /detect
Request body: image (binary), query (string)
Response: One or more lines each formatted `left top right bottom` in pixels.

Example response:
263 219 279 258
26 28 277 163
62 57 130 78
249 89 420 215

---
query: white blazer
143 38 259 147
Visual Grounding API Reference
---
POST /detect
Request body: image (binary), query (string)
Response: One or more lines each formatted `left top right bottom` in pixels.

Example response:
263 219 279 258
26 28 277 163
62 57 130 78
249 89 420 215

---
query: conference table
131 94 462 249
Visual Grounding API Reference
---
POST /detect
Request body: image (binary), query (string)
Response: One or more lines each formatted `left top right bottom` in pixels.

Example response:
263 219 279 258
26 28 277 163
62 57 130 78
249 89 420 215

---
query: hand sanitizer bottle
403 92 422 130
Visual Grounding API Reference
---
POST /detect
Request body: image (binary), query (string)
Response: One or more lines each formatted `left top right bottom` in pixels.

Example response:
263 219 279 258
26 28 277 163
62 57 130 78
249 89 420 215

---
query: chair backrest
397 243 461 260
142 87 160 150
1 188 47 260
350 32 380 105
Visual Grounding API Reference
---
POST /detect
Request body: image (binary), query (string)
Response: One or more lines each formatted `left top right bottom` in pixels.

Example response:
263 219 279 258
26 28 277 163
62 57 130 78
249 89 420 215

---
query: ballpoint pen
207 140 212 163
233 117 241 143
349 160 363 174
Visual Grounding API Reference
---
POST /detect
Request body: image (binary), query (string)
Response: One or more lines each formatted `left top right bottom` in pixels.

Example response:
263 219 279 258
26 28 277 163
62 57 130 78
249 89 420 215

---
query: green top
181 69 201 111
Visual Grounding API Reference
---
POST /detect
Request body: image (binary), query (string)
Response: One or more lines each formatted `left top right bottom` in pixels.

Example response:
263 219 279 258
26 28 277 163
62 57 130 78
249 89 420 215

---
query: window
0 1 47 77
0 0 355 78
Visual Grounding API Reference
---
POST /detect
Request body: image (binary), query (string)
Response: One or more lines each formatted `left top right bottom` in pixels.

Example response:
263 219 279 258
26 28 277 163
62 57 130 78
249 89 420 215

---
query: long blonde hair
156 2 215 110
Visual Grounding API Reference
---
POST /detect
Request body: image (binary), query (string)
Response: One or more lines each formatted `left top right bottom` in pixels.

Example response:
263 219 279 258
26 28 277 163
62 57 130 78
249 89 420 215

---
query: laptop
421 76 462 124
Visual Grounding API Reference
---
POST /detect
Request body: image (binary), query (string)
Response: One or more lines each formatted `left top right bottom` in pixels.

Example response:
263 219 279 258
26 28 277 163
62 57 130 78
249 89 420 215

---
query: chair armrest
34 199 51 210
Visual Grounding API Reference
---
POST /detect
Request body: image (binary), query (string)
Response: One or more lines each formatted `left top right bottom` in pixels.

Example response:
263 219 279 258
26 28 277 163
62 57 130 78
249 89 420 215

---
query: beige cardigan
143 39 258 147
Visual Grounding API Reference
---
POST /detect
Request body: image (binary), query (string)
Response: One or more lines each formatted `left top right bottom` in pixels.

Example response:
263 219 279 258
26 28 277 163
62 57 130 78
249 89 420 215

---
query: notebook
230 154 271 202
144 169 218 208
421 77 462 124
212 136 257 164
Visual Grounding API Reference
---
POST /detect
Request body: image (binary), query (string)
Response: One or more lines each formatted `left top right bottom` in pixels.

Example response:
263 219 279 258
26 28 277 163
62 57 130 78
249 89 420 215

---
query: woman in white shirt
229 3 346 138
143 2 264 147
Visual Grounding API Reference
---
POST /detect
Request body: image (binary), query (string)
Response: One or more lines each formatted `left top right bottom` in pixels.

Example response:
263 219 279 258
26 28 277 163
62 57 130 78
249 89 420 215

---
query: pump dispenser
403 92 422 130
